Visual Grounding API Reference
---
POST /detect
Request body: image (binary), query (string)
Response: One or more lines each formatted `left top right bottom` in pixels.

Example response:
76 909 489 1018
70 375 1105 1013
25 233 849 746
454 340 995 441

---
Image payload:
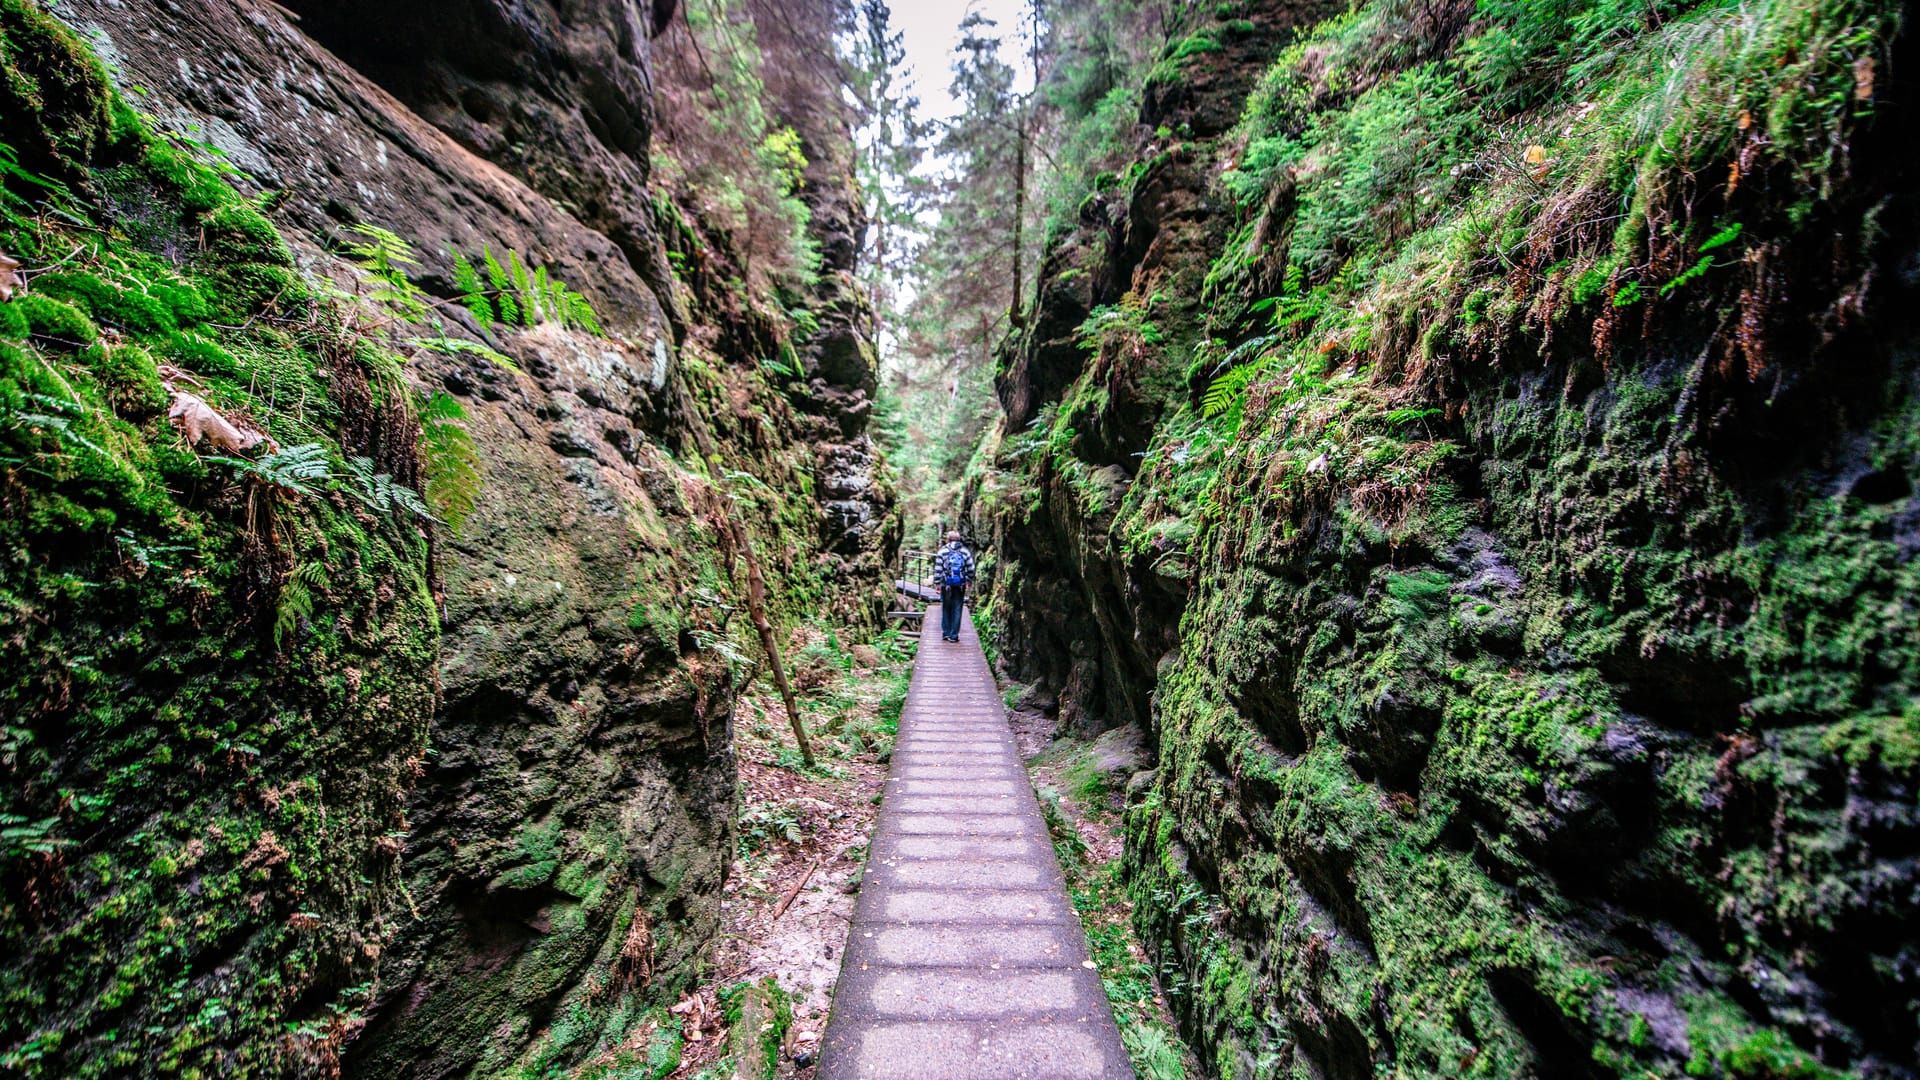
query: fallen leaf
168 391 273 454
1854 56 1875 101
1523 144 1549 166
0 251 20 302
1736 109 1753 130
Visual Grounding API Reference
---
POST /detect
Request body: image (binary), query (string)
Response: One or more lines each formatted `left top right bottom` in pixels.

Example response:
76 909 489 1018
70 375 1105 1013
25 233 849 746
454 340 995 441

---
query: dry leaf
1305 453 1329 475
1523 144 1549 166
1736 109 1753 130
0 251 21 302
168 391 272 454
1853 56 1875 101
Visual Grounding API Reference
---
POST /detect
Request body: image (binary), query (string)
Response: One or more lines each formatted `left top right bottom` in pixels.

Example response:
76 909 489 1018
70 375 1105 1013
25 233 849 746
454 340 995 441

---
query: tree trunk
1010 106 1028 330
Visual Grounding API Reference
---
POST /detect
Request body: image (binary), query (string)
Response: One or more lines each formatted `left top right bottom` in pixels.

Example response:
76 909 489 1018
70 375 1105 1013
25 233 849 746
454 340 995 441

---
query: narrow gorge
1 0 1913 1078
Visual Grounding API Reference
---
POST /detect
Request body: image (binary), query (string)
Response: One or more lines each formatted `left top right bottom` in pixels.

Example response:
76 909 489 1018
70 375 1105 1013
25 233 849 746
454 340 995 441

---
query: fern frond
531 264 552 325
1202 356 1277 422
388 484 438 523
274 559 325 649
209 442 333 496
419 392 483 533
566 290 602 336
10 392 112 461
451 249 493 330
341 455 442 525
345 224 418 267
418 389 468 423
483 248 521 326
508 251 534 327
408 336 522 375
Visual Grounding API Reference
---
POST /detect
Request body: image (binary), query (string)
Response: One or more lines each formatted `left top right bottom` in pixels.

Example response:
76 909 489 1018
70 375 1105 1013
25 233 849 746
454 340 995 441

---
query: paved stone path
817 608 1133 1079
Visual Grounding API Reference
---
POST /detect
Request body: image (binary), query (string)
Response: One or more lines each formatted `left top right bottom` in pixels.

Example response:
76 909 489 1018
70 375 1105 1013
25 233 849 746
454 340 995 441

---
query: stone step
818 606 1132 1078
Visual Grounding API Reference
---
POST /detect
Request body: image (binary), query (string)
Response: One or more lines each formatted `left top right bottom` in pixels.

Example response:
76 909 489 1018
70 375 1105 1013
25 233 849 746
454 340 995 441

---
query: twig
771 860 818 921
23 243 86 278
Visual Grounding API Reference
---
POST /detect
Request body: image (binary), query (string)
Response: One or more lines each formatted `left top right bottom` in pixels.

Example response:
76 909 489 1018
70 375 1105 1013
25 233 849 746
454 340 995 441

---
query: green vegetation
654 0 822 289
965 0 1914 1076
0 2 442 1073
1033 735 1197 1080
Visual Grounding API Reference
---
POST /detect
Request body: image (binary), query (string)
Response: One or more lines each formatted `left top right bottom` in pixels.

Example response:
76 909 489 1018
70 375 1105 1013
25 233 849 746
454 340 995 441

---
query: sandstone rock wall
50 0 893 1073
970 1 1919 1076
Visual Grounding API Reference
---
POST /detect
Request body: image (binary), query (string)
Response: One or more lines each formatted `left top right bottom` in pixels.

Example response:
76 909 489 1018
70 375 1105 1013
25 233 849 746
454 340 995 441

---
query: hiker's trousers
941 585 966 639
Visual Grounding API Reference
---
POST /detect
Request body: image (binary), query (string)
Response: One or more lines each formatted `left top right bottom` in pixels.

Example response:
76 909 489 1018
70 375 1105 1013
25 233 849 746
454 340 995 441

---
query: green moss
0 6 441 1076
991 1 1918 1076
31 269 176 332
11 290 98 343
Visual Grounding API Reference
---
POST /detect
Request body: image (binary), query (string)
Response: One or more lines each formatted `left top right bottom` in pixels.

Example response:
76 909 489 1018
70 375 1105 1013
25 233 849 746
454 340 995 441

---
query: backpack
940 548 968 587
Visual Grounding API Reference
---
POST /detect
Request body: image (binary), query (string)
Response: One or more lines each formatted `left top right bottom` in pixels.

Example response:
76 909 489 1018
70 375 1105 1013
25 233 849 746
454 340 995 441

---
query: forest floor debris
668 625 910 1079
1025 714 1200 1080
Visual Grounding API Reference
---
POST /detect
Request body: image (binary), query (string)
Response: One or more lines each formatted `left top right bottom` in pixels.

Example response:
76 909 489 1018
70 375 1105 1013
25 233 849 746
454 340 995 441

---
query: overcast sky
890 0 1033 124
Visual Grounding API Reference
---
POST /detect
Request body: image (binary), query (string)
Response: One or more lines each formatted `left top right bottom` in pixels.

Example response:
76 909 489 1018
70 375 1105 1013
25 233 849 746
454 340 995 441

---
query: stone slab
844 1021 1124 1080
819 606 1131 1079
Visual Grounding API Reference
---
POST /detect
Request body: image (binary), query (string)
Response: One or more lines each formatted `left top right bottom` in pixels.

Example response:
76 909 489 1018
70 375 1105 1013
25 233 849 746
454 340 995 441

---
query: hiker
933 530 975 643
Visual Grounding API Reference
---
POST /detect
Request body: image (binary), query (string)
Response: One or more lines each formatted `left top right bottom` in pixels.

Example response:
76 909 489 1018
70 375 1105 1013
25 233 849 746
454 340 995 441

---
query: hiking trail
816 607 1133 1079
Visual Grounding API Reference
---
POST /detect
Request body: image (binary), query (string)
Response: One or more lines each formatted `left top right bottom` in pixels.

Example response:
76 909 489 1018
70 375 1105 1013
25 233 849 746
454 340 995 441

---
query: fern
0 814 67 859
482 249 522 326
1698 222 1743 253
508 251 534 325
344 224 434 325
453 245 603 336
274 560 325 649
565 290 602 336
1201 353 1280 421
342 455 439 524
8 392 111 461
762 343 803 379
1659 255 1716 298
530 264 552 325
689 627 753 670
419 392 483 533
409 336 523 374
451 249 492 331
209 442 332 496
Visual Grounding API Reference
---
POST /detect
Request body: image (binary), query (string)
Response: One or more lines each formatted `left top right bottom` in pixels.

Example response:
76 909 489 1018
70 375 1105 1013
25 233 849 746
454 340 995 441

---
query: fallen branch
672 371 815 766
771 860 818 921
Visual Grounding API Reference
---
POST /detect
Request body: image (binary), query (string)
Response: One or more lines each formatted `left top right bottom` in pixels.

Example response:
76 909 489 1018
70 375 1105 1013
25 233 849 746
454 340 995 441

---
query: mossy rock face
976 0 1919 1076
0 3 439 1075
4 0 892 1074
31 0 898 1073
